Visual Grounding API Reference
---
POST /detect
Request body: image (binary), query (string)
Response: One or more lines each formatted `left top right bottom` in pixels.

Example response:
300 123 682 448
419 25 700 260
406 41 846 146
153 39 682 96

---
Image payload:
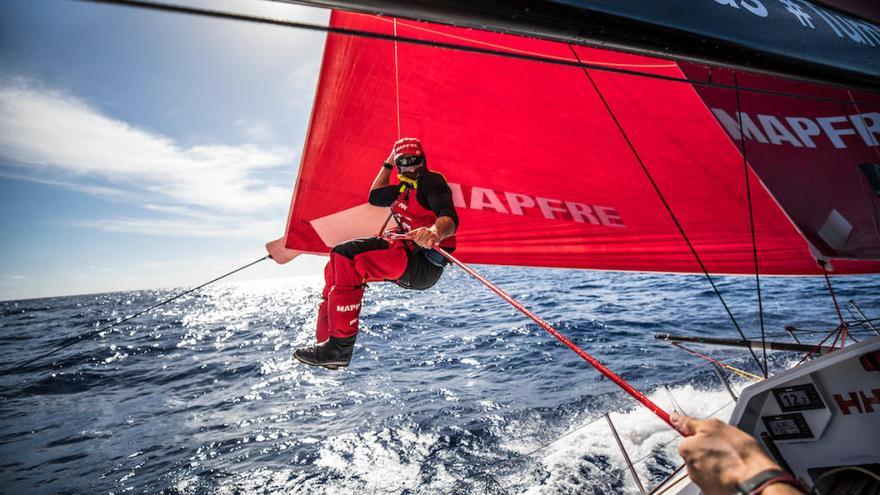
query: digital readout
777 390 810 409
767 417 800 436
771 384 825 412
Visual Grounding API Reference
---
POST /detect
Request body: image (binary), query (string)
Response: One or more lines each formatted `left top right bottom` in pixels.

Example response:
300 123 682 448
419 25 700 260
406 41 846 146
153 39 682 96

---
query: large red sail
279 11 880 275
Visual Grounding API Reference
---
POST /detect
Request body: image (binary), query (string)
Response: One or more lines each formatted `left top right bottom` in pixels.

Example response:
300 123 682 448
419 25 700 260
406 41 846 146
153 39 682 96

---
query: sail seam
393 18 401 139
566 44 766 376
75 0 878 106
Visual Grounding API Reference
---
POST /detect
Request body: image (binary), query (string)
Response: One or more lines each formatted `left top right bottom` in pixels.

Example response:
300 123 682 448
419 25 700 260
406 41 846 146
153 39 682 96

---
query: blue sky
0 0 330 300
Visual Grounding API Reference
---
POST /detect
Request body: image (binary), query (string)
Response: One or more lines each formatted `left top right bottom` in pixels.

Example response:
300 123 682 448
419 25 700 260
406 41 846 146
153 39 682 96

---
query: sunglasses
396 155 424 168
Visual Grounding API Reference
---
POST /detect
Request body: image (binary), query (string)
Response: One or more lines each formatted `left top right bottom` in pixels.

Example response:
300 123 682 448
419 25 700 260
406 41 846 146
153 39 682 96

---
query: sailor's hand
406 227 440 249
673 414 792 495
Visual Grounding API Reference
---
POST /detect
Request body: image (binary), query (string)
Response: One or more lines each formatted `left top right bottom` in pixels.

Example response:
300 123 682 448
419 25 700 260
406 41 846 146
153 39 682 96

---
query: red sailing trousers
315 237 409 342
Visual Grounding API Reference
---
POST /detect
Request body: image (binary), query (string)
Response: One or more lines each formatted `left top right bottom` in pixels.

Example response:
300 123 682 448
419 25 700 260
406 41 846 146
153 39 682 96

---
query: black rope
733 72 768 378
795 322 844 365
5 255 271 374
566 44 766 377
821 264 846 326
72 0 877 106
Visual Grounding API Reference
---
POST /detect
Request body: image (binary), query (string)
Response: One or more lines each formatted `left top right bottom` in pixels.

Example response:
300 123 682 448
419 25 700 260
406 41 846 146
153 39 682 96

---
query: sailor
293 137 459 369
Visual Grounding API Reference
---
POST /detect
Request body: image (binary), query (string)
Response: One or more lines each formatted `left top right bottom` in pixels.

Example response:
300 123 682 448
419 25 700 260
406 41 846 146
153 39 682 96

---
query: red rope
430 244 683 435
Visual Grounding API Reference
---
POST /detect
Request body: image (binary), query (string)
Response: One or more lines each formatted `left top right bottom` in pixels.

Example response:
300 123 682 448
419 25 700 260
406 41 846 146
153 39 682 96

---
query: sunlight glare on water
0 268 878 494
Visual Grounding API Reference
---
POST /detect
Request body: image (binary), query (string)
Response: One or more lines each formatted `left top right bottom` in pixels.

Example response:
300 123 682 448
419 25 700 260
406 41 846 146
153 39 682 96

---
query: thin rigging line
567 44 766 376
393 18 401 139
733 72 768 378
74 0 877 106
5 255 271 375
361 12 678 69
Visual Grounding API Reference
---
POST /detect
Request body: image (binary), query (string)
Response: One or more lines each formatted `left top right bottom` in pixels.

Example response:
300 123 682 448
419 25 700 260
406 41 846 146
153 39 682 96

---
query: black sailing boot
293 336 356 370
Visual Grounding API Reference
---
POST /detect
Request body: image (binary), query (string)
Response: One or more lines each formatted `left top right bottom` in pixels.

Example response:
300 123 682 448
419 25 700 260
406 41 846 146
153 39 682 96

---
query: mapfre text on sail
711 108 880 149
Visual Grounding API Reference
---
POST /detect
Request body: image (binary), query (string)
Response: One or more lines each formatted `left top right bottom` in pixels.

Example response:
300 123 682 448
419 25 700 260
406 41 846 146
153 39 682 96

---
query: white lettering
536 197 567 220
740 113 769 143
712 0 766 17
470 187 508 214
740 0 767 17
713 0 739 8
595 206 625 227
851 113 880 147
838 16 867 43
806 3 843 37
336 303 361 312
447 182 626 229
817 116 857 149
853 21 880 47
786 117 820 148
565 201 599 225
448 182 466 208
711 108 743 140
758 115 803 147
505 191 536 215
711 108 879 150
711 108 768 143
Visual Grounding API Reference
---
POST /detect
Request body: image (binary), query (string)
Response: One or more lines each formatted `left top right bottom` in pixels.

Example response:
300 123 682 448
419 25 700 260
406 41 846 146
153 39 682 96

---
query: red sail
280 11 880 275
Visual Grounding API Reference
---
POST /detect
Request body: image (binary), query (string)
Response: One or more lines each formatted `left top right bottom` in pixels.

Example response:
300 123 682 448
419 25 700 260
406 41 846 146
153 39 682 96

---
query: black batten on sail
655 333 837 355
277 0 880 93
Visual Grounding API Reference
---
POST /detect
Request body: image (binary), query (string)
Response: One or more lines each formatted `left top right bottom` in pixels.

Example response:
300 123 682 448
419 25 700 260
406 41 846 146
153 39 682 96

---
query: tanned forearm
408 216 456 249
432 216 456 240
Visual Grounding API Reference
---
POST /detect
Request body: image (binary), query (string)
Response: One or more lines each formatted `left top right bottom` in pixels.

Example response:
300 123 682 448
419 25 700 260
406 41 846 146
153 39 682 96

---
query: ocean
1 266 878 494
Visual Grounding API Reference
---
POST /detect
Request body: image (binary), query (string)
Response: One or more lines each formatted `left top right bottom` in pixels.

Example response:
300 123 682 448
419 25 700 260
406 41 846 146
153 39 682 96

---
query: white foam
515 385 736 494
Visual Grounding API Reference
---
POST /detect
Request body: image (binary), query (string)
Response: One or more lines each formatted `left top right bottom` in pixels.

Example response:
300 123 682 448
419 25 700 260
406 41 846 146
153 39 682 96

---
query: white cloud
73 217 280 239
0 81 298 237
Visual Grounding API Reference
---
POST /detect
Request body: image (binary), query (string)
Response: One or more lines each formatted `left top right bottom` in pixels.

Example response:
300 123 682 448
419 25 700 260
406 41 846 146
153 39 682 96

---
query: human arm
407 216 456 249
672 413 804 495
371 157 394 191
407 173 459 248
369 157 398 206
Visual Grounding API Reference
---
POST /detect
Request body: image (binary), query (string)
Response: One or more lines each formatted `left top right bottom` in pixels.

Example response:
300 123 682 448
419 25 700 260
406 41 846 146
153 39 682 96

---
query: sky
0 0 332 301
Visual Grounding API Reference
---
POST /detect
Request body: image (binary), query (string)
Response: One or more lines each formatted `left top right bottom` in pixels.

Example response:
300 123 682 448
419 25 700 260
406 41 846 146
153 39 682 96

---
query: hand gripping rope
385 233 684 434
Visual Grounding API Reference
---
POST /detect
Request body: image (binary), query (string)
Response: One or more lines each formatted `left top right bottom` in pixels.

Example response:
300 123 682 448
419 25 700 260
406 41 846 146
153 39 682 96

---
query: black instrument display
762 413 814 440
771 383 825 412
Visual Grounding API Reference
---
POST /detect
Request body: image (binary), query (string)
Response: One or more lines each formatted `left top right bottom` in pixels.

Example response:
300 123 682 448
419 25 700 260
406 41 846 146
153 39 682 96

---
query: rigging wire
393 17 401 139
820 263 849 348
567 44 766 378
4 255 271 375
733 71 768 378
671 342 763 382
822 264 846 328
795 323 844 366
74 0 878 106
374 18 404 237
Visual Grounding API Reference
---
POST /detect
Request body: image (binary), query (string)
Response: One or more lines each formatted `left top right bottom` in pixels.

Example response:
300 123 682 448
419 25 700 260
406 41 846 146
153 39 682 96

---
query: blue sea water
0 266 878 494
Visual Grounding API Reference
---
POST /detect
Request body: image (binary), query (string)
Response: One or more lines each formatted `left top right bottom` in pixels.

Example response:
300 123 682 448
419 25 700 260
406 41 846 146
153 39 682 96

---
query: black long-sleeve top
368 170 460 229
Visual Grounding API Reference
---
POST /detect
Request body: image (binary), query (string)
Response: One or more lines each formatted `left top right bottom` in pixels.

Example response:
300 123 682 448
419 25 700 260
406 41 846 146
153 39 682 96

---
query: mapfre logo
833 388 880 415
336 303 361 312
448 182 625 228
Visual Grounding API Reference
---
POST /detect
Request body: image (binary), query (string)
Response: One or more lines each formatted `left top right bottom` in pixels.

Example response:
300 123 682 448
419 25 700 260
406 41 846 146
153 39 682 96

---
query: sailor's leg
294 237 407 369
314 260 333 343
327 238 408 339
